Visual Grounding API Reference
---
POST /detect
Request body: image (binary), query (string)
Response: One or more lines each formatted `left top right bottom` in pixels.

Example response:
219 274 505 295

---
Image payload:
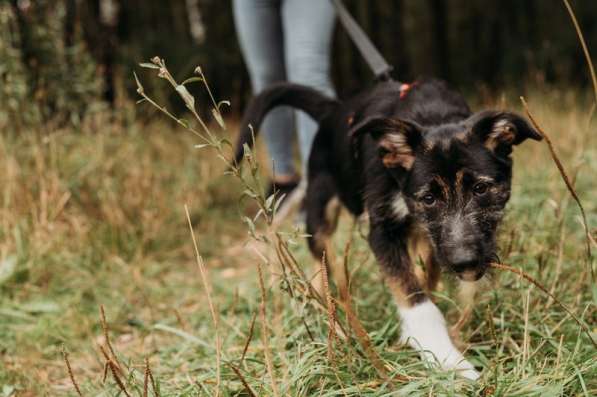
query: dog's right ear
349 116 423 170
467 111 542 156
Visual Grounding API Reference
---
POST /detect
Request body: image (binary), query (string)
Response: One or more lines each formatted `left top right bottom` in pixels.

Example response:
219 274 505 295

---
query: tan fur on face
433 175 451 200
454 130 469 142
453 170 467 206
485 119 516 151
379 133 415 169
455 170 464 190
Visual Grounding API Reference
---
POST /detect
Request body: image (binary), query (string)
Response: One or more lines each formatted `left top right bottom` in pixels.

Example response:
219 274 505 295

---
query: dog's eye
473 182 489 196
422 193 436 206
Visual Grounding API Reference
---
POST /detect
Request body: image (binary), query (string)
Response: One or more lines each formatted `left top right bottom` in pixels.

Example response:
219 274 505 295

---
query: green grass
0 88 595 396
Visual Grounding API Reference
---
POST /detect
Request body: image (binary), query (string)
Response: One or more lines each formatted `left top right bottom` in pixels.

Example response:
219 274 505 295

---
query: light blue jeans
233 0 336 177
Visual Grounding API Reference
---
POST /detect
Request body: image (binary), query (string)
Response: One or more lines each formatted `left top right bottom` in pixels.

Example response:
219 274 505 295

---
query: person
233 0 336 204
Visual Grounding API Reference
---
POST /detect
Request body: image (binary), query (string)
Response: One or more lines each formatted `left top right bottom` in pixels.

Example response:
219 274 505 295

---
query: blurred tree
79 0 120 106
428 0 451 80
185 0 205 45
1 0 99 128
0 2 34 128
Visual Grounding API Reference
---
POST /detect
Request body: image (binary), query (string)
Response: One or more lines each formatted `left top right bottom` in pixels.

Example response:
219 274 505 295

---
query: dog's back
344 79 471 129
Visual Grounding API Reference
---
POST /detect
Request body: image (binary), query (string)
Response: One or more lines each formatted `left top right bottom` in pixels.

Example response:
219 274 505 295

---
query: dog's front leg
369 225 480 380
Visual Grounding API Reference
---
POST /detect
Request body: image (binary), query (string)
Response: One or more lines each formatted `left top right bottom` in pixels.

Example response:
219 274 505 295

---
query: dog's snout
446 244 477 267
445 244 486 280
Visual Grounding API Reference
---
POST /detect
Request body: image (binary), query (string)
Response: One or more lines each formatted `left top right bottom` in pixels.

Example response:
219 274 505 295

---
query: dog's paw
402 333 480 380
398 300 481 380
451 359 480 380
434 349 479 380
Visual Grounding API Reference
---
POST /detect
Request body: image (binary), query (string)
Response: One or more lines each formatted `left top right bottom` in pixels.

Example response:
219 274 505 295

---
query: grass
0 84 595 396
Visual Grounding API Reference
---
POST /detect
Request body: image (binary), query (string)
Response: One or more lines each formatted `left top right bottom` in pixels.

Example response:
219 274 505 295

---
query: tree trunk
9 0 37 87
390 0 410 80
428 0 451 80
81 0 119 106
185 0 205 45
64 0 77 48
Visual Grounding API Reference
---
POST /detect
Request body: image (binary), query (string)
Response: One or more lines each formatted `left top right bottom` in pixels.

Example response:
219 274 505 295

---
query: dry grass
0 84 595 395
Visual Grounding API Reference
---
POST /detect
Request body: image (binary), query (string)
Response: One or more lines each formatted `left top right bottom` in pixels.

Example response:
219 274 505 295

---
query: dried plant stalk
562 0 597 103
102 362 108 384
320 253 338 361
485 305 498 346
148 358 159 397
185 204 221 396
257 263 280 397
520 98 593 270
99 305 121 372
341 237 353 305
275 236 350 337
143 358 149 397
107 361 130 397
335 299 388 381
229 364 258 397
99 345 131 397
61 346 83 397
490 262 596 347
240 311 257 364
143 357 160 397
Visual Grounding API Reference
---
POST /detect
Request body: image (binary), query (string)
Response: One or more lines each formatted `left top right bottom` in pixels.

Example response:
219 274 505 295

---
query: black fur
236 78 541 303
233 84 340 165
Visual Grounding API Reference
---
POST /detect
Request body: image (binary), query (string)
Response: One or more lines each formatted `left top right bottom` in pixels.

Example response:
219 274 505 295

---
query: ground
0 88 595 396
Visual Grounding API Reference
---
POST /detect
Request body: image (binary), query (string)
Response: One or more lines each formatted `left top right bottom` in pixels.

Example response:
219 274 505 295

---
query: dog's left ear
468 111 543 156
349 116 423 169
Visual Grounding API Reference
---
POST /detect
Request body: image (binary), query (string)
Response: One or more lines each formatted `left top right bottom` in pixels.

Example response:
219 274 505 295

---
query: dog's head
351 111 542 280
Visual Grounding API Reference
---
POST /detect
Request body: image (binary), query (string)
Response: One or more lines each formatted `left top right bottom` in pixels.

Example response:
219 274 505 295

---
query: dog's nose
446 245 477 267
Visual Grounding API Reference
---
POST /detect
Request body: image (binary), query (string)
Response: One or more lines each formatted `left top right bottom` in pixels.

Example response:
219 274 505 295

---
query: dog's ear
468 111 542 156
350 116 423 169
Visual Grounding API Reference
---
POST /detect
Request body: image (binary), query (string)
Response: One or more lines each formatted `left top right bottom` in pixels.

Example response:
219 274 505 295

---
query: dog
234 78 542 379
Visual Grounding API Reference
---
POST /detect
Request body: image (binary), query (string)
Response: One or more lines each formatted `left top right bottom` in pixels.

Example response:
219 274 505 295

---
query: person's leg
282 0 336 172
233 0 297 179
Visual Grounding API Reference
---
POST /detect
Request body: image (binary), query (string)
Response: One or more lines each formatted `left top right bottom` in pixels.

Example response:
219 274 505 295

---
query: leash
330 0 394 82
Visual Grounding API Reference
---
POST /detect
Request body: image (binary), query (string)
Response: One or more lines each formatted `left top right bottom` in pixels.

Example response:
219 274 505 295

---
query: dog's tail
233 82 340 165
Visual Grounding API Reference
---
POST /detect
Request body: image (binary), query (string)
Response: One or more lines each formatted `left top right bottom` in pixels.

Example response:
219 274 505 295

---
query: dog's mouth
455 268 486 281
449 257 493 281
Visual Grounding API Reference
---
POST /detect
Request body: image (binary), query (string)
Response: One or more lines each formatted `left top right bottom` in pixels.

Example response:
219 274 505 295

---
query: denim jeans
233 0 336 177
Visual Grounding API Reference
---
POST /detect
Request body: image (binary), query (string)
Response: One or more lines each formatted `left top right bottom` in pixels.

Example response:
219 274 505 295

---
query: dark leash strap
330 0 394 82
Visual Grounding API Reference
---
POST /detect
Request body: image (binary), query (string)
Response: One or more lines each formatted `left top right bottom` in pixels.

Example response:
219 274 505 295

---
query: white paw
454 361 480 380
398 300 480 380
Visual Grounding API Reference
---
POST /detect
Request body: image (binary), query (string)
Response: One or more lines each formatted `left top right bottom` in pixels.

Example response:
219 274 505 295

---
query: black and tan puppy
234 79 541 379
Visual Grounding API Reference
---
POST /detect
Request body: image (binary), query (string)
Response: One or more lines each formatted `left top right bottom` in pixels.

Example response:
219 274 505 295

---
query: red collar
399 81 417 99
